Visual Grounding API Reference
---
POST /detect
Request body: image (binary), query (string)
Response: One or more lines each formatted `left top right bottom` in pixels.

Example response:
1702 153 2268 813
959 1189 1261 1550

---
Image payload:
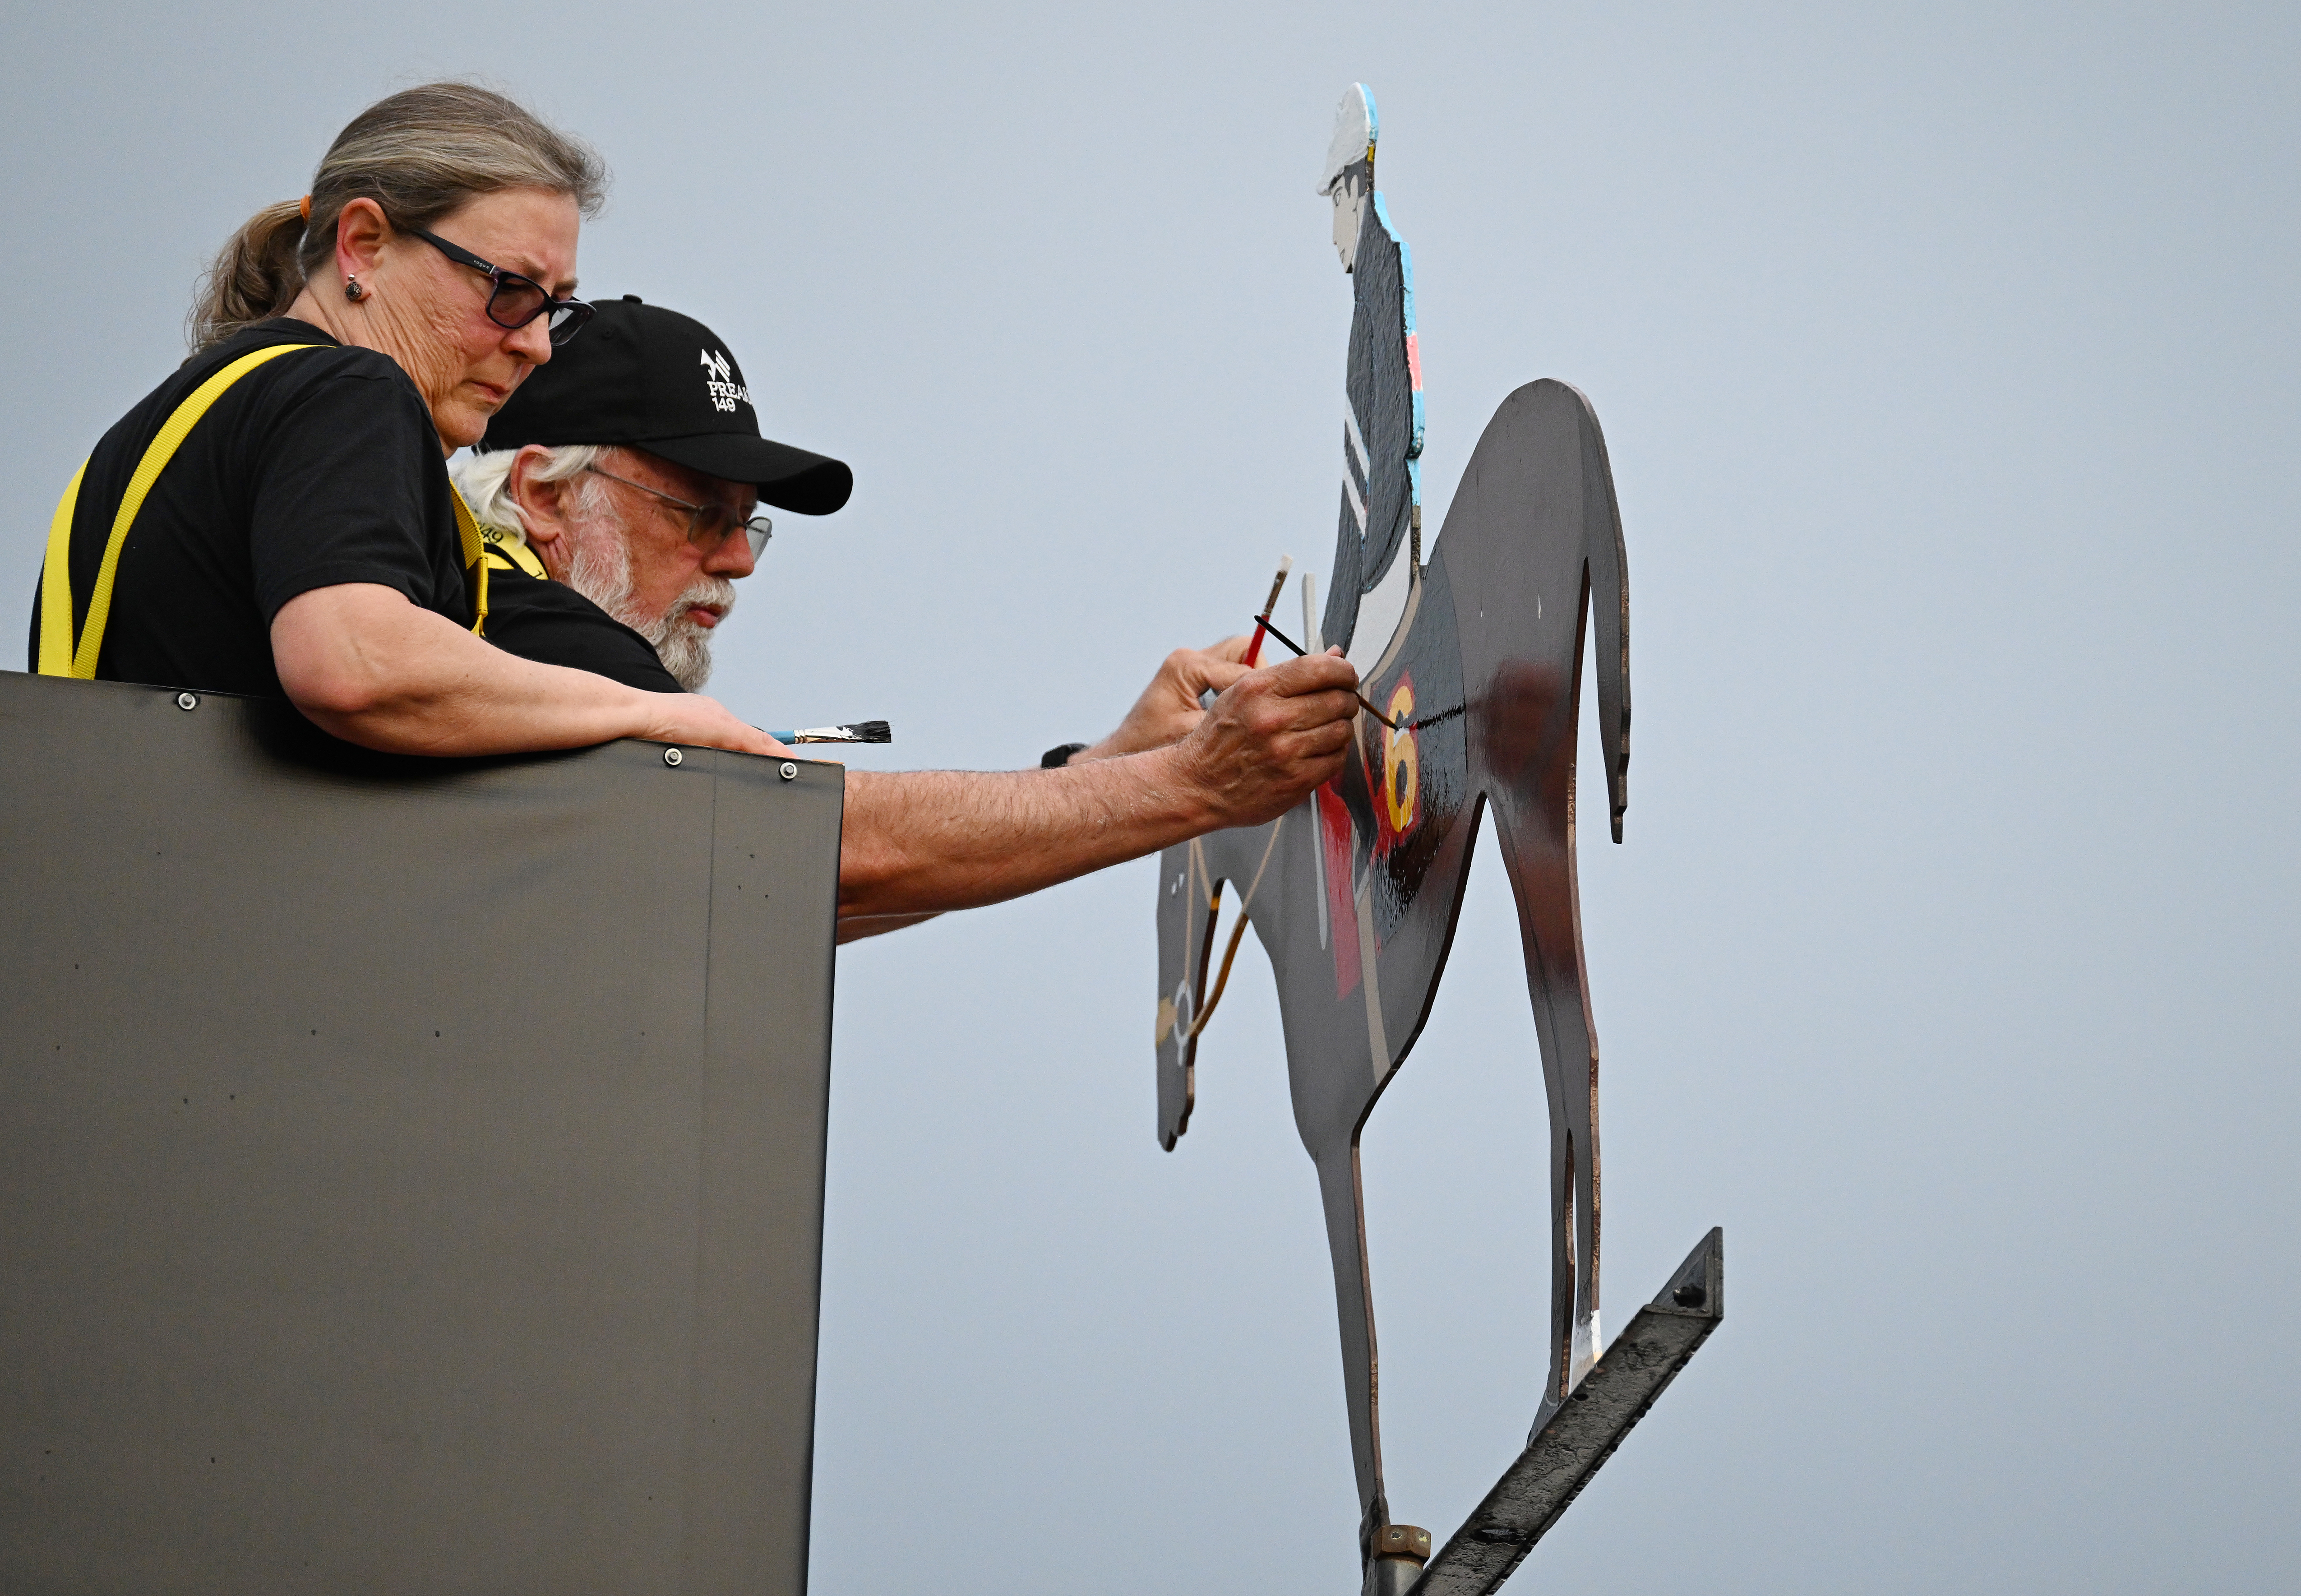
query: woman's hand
632 692 790 758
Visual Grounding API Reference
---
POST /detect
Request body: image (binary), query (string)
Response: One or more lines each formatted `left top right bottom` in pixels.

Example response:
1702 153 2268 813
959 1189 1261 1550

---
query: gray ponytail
188 82 607 352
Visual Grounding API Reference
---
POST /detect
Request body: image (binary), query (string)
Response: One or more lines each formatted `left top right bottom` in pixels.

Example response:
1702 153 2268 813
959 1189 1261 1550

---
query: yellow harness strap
450 483 490 635
35 460 91 676
476 519 548 579
39 344 320 678
38 342 494 678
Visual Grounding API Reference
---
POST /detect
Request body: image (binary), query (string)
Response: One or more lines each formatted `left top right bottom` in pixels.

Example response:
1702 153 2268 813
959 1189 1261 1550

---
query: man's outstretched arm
835 651 1358 922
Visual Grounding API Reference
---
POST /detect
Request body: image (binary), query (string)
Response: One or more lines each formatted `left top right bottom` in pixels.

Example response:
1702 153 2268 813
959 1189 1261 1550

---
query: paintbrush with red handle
1241 555 1294 668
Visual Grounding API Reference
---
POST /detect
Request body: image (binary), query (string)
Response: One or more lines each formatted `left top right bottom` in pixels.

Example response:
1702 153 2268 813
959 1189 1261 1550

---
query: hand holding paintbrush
1200 556 1302 712
1247 615 1400 729
1201 557 1397 729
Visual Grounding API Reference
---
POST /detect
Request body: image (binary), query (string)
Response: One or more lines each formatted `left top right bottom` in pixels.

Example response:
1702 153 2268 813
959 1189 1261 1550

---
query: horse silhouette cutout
1150 85 1631 1576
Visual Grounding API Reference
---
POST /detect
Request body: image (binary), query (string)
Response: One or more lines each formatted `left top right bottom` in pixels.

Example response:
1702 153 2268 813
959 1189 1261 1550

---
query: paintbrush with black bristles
767 721 892 745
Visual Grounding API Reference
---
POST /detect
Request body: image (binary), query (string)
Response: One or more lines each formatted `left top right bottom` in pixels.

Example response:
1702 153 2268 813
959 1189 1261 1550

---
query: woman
30 80 1371 943
30 82 778 759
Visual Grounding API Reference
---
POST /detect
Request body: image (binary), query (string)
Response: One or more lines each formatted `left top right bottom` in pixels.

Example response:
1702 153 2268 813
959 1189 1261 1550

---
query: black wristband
1040 742 1089 768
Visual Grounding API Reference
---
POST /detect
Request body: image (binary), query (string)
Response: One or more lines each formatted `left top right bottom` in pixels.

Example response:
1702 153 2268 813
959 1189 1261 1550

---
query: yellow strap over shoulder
35 460 91 676
477 518 548 579
38 342 493 678
39 343 319 679
450 482 489 636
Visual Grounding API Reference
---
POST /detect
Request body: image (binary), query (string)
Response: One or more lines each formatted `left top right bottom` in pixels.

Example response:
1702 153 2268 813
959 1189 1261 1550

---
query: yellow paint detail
1155 997 1177 1046
1382 682 1418 834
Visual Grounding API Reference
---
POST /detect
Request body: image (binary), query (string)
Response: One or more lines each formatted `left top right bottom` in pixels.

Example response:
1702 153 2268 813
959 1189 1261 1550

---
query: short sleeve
245 371 463 624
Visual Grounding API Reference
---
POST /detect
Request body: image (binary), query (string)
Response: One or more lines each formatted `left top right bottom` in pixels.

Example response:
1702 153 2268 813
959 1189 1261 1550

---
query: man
453 297 1354 938
448 296 821 697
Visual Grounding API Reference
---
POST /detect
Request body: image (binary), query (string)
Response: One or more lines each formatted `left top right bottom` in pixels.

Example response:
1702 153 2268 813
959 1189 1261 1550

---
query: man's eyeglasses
586 465 772 559
408 227 595 346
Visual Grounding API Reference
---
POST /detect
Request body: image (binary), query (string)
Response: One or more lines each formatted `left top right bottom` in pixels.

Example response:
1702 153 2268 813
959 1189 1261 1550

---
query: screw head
1377 1524 1432 1557
663 747 684 767
779 761 799 780
1671 1282 1708 1309
175 692 198 711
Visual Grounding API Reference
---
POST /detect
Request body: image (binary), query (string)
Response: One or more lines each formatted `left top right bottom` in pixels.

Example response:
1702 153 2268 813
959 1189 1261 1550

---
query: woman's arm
271 582 783 756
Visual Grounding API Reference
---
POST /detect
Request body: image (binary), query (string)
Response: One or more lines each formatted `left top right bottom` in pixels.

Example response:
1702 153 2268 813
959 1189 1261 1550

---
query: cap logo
700 347 751 413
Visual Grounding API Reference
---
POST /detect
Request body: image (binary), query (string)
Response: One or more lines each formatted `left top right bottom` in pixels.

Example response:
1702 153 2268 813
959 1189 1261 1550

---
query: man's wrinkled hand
1175 648 1360 829
1078 635 1254 760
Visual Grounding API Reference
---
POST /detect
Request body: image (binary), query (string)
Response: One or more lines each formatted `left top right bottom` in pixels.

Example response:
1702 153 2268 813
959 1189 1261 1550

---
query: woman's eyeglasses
585 465 772 559
408 227 595 346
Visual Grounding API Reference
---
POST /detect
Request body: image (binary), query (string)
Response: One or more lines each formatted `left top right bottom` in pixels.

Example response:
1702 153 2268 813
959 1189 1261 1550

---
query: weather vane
1151 84 1725 1596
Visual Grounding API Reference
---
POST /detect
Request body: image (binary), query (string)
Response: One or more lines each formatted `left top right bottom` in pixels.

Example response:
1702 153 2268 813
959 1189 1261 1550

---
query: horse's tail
1576 389 1631 842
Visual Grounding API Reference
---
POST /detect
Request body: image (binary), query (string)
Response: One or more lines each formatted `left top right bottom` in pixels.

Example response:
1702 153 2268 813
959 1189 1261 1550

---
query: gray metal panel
0 671 841 1596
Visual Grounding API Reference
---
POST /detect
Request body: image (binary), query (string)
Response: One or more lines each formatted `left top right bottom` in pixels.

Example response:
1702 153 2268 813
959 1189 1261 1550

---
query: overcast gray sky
5 2 2296 1591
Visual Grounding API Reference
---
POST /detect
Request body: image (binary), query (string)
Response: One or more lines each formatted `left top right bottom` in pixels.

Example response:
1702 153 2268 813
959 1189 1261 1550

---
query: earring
344 277 364 303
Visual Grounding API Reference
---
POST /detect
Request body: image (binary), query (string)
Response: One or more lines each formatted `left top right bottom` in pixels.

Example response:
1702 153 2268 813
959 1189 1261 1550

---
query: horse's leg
1312 1139 1391 1569
1488 751 1604 1433
1483 821 1600 1429
1155 827 1274 1151
1442 383 1624 1431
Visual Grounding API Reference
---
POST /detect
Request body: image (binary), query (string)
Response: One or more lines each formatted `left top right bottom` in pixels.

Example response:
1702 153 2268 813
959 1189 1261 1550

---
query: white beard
643 574 736 693
559 494 735 693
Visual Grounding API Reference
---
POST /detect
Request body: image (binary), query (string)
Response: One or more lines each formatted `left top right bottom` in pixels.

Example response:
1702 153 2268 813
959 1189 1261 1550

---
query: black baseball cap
476 296 853 516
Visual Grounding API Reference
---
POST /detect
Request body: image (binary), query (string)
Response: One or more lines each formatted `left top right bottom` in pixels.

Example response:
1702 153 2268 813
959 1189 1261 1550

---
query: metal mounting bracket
1410 1228 1725 1596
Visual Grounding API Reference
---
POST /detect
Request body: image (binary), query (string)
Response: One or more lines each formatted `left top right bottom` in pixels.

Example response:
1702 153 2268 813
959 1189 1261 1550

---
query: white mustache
648 574 736 691
666 574 737 626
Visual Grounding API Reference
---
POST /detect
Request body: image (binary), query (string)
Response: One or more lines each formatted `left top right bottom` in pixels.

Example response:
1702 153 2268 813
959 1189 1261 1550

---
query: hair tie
299 194 312 222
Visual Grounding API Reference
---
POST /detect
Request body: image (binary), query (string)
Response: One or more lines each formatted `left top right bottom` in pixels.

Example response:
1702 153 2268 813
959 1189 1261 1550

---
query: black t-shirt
27 319 471 696
477 553 682 694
